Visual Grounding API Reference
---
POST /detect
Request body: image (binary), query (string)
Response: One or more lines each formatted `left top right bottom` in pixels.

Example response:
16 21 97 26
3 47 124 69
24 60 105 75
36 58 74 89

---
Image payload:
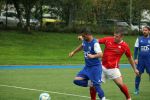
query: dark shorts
76 65 102 85
137 58 150 74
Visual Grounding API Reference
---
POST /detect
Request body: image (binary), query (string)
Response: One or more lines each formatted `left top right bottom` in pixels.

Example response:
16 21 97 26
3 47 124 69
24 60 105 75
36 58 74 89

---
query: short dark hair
144 26 150 31
114 28 124 36
80 27 91 34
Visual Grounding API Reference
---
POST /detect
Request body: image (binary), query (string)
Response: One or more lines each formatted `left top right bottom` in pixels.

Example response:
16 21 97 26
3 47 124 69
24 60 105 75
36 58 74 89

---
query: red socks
90 84 131 99
90 87 96 100
120 84 131 99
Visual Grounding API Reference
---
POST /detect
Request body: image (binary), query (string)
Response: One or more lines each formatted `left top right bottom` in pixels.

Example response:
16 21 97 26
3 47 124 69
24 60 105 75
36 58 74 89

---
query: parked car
22 18 39 29
130 22 149 32
0 11 39 29
116 21 130 34
0 11 20 28
130 23 139 31
100 19 130 34
42 16 61 27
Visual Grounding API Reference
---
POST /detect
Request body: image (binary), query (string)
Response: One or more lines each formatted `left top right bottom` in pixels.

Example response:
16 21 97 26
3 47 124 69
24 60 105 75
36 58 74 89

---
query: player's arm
87 43 103 59
125 45 139 76
69 44 83 57
87 52 103 59
78 35 106 45
127 56 139 76
134 38 139 64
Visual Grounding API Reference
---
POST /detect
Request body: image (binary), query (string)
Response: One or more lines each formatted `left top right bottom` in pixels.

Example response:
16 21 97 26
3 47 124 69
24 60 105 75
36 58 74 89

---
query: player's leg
105 68 131 99
145 60 150 81
89 86 96 100
73 77 88 87
73 68 89 87
134 74 141 95
88 80 96 100
134 62 144 95
113 77 131 100
89 66 105 100
89 66 107 100
94 84 105 100
89 83 105 100
146 70 150 81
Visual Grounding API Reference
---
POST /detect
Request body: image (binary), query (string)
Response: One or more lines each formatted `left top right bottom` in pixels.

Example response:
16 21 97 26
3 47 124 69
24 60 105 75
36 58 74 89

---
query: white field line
0 84 92 99
0 84 110 100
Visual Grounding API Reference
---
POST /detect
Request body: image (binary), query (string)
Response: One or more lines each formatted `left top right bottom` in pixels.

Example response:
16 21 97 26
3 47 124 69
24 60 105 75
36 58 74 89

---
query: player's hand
134 68 140 76
87 54 94 59
78 35 83 41
69 51 75 57
134 59 138 65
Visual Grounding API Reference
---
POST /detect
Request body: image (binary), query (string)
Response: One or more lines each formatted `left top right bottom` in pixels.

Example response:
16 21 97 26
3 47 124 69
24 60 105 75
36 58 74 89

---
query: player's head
80 27 92 41
114 28 124 43
142 26 150 37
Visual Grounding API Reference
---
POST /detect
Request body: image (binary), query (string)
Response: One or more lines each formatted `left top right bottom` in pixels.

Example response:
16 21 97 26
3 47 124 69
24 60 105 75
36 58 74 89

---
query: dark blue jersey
134 36 150 59
82 38 101 67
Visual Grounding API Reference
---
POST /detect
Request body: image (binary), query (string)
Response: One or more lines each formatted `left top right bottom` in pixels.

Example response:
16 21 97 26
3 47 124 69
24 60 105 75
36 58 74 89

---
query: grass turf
0 31 138 65
0 31 149 100
0 68 150 100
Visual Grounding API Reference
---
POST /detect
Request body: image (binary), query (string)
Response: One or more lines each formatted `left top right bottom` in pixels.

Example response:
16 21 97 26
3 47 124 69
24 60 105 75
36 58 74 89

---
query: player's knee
73 80 88 87
73 80 82 86
73 80 78 85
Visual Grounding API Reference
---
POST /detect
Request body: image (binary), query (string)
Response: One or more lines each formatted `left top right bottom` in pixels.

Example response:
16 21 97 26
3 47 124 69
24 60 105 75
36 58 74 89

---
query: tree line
0 0 150 33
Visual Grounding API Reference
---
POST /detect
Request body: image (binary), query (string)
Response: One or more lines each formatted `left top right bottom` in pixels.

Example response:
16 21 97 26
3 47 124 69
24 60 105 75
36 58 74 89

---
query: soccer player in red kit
90 31 139 100
78 30 139 100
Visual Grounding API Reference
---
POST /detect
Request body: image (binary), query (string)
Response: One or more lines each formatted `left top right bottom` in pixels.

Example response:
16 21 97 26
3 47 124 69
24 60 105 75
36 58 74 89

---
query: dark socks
94 85 105 99
73 80 88 87
135 76 141 90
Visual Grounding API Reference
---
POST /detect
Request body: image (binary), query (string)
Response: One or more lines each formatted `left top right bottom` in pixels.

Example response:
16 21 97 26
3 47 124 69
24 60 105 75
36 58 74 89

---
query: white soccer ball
39 93 51 100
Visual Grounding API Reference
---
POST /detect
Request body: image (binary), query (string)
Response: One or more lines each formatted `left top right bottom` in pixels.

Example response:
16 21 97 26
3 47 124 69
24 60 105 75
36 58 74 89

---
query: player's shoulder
101 36 114 41
104 36 114 39
121 41 129 47
93 38 97 41
119 41 130 51
139 36 144 39
92 38 99 43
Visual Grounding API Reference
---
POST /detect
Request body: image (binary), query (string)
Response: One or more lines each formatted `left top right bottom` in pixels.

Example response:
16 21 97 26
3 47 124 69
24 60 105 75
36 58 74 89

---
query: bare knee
74 77 84 80
113 77 124 87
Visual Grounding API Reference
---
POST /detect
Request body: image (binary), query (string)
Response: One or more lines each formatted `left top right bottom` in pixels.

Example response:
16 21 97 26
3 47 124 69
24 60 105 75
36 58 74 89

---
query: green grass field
0 31 137 65
0 68 150 100
0 31 149 100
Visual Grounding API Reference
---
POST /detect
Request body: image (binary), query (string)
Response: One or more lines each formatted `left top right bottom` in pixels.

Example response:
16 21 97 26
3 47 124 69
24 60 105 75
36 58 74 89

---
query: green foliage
1 0 150 32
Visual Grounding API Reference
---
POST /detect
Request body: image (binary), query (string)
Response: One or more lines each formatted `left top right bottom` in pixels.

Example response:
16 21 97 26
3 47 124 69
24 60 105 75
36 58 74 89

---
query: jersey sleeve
134 38 139 47
82 40 84 47
125 44 132 58
98 37 107 44
134 47 139 59
94 43 102 53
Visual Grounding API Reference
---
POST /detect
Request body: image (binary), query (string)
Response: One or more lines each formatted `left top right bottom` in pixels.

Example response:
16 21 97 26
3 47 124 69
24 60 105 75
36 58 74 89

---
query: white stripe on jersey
134 38 139 47
94 43 102 53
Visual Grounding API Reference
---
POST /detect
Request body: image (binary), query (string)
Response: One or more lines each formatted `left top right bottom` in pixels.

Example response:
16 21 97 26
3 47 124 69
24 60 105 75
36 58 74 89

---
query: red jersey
98 37 132 69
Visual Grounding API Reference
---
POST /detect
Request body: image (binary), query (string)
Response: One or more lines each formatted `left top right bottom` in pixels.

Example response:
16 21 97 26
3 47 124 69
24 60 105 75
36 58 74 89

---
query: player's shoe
101 97 106 100
134 89 139 95
100 97 110 100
